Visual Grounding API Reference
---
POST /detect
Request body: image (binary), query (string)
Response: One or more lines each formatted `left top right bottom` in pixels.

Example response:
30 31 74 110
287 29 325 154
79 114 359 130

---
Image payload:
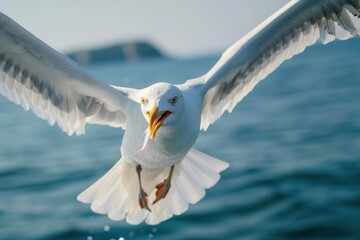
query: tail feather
171 187 188 215
188 148 229 173
182 156 218 188
91 170 122 214
179 169 206 204
77 161 121 205
107 180 126 221
77 148 229 225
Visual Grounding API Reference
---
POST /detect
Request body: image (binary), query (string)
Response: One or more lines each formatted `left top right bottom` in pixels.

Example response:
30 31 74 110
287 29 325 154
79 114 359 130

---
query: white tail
77 148 229 225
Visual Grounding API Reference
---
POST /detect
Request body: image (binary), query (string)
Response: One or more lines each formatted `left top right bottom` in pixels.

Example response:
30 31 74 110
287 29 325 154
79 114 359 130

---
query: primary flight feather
0 0 359 225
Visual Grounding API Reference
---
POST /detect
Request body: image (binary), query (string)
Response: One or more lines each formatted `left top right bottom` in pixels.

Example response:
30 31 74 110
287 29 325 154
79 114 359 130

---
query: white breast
121 90 201 169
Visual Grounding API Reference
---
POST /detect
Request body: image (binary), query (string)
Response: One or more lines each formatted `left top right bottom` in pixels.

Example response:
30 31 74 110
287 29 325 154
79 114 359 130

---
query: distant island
66 41 166 65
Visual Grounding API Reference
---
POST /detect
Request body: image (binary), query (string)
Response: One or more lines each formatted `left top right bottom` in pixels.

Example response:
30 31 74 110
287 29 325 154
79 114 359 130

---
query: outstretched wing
0 13 132 135
185 0 360 130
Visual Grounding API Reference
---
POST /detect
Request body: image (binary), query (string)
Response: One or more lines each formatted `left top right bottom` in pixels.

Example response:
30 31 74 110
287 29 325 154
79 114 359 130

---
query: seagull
0 0 359 225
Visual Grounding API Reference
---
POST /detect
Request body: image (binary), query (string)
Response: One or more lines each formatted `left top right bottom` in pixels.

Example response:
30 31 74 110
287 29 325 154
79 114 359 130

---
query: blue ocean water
0 39 360 240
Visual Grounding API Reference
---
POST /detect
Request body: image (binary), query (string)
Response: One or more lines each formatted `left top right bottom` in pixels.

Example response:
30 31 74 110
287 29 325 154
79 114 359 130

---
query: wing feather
185 0 360 130
0 13 132 135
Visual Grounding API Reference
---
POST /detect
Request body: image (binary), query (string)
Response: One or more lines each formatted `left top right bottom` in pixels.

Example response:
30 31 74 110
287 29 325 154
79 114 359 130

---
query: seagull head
140 83 184 140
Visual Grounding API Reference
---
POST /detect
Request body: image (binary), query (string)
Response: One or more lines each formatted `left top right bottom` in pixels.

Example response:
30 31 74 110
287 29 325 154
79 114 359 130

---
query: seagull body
122 83 201 169
0 0 359 224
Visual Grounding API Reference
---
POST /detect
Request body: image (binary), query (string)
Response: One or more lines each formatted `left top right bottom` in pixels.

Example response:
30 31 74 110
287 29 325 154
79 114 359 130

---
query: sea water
0 39 360 239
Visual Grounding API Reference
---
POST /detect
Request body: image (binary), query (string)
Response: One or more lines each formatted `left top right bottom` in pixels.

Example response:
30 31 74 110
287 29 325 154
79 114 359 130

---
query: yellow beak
147 105 171 139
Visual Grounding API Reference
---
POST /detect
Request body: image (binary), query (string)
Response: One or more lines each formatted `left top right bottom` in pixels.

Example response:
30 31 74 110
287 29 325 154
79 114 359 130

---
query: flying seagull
0 0 359 225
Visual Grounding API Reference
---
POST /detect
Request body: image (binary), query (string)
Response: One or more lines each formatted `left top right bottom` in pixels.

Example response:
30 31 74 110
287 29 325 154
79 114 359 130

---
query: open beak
148 105 172 139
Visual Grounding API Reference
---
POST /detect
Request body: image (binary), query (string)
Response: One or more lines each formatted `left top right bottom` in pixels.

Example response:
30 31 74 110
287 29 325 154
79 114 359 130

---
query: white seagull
0 0 359 225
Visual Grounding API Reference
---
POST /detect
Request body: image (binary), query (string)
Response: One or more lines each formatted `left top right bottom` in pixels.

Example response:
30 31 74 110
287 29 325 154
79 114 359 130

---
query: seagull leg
136 165 151 212
153 165 175 204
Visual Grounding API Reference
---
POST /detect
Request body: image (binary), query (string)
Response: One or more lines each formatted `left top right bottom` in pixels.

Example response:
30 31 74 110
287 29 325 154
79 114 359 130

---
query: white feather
183 0 360 130
140 128 151 151
78 149 228 225
0 12 132 135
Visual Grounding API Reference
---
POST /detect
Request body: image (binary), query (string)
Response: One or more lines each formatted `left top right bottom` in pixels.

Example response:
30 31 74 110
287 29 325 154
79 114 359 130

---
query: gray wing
185 0 360 130
0 12 132 135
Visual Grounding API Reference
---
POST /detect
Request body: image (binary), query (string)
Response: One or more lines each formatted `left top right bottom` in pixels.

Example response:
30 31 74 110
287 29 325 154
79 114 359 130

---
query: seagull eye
141 97 147 105
171 96 178 104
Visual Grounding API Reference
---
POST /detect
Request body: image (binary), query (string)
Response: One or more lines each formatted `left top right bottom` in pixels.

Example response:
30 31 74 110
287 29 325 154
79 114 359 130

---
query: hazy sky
0 0 289 57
